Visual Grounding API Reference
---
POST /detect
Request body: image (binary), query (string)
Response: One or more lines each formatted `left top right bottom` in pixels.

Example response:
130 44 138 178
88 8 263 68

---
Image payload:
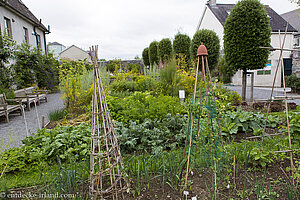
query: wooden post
242 70 247 101
250 72 254 102
42 115 45 128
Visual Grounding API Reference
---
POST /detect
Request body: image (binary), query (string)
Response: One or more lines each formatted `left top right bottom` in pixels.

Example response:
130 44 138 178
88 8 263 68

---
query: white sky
21 0 298 60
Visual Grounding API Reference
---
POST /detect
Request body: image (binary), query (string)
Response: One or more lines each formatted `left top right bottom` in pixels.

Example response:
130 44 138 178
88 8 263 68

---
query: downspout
33 26 39 48
44 25 51 56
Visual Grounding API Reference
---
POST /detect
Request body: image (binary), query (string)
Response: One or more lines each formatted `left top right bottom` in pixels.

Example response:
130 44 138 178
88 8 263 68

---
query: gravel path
225 85 300 105
0 93 64 150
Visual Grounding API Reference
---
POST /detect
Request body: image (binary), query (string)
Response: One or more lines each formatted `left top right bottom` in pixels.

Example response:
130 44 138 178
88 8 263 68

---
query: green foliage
22 123 91 162
115 114 186 154
106 59 121 73
173 33 191 63
12 43 59 90
128 63 140 73
59 60 93 111
218 57 237 83
110 79 137 93
159 59 181 96
48 108 67 122
221 108 281 136
285 74 300 93
107 92 187 123
224 0 271 72
12 43 39 88
190 29 220 70
149 41 159 66
142 47 150 67
0 147 27 173
158 38 172 64
0 32 15 91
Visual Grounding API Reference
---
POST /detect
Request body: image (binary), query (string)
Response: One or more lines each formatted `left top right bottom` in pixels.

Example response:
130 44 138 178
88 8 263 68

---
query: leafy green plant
22 123 91 162
285 74 300 93
107 92 187 123
115 114 187 154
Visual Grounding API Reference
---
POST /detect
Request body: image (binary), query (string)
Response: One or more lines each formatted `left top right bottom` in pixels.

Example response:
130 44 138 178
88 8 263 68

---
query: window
23 27 29 44
4 17 12 37
36 34 41 49
257 60 271 75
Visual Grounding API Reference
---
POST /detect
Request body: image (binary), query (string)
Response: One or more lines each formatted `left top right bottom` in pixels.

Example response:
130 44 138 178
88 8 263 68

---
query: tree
142 47 150 67
190 29 220 70
158 38 172 64
0 32 15 92
224 0 271 101
173 33 191 63
149 41 159 66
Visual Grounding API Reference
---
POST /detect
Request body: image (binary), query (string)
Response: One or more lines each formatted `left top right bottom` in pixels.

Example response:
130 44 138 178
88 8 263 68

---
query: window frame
4 17 12 38
23 27 29 44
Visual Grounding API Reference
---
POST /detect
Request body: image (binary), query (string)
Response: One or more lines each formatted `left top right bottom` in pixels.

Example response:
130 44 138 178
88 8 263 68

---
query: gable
0 0 48 31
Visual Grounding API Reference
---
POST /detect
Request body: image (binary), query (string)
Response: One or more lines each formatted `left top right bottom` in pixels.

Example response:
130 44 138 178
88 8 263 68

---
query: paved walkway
0 93 64 150
225 85 300 105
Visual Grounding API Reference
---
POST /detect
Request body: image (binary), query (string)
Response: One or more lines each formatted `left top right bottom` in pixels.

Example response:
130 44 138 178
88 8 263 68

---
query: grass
48 108 67 122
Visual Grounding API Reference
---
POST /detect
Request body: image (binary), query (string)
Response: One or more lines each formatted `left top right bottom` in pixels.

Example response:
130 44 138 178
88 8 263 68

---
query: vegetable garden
0 45 299 199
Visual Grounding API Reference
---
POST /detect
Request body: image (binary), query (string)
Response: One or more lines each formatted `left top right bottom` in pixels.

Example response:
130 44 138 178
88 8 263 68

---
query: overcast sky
22 0 298 60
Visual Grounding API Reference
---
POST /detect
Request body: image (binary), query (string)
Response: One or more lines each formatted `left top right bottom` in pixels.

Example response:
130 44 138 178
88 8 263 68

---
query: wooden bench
14 86 48 111
24 86 48 105
14 88 37 111
0 93 23 123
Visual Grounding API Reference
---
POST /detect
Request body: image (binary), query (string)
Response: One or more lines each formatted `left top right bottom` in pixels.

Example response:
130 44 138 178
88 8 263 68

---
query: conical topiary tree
158 38 172 64
149 41 159 66
190 29 220 70
142 47 150 67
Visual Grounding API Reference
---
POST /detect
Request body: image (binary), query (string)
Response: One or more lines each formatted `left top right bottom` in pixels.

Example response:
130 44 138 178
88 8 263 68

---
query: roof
59 45 89 55
48 42 65 46
207 3 298 32
0 0 48 31
281 9 300 32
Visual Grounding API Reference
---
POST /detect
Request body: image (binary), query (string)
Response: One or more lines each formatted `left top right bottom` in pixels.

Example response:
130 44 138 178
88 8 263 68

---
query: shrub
158 38 172 64
173 33 191 63
159 59 181 96
128 63 140 73
142 47 150 67
218 57 236 83
48 108 67 122
190 29 220 70
149 41 159 66
285 74 300 93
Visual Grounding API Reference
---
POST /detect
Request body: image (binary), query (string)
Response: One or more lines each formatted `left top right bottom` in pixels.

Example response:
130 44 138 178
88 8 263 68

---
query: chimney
209 0 216 6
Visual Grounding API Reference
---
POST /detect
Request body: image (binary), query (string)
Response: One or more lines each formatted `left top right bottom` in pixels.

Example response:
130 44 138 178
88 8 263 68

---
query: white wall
60 46 91 62
0 7 46 51
198 7 224 47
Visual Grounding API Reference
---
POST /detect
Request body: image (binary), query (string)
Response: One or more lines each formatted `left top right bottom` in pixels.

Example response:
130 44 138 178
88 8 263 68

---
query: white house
0 0 49 53
60 45 91 62
197 0 298 87
48 42 66 60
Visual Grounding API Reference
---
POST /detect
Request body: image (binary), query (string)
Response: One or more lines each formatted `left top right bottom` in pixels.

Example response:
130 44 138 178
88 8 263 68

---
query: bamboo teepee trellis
89 45 127 199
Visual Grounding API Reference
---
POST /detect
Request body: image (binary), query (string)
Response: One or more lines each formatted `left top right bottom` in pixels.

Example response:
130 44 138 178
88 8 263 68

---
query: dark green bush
158 38 172 64
173 33 191 62
190 29 220 70
149 41 159 66
142 47 150 67
110 79 137 93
